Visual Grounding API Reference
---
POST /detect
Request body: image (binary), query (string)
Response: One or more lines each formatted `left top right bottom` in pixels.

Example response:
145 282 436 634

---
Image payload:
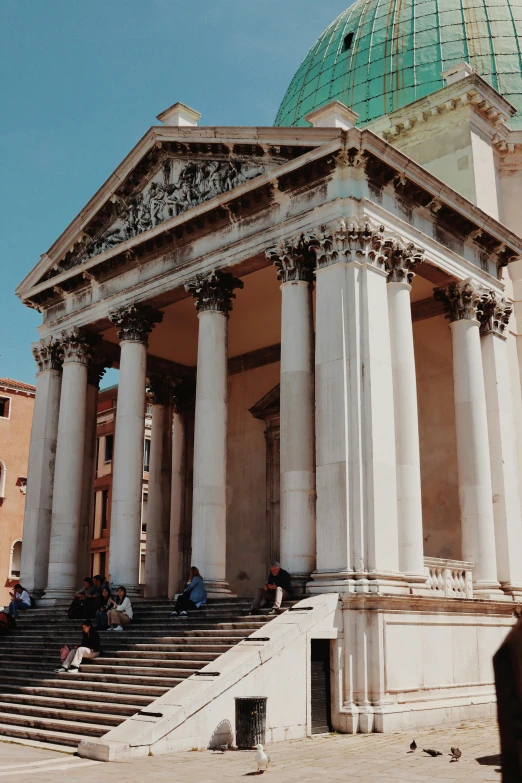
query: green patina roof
275 0 522 129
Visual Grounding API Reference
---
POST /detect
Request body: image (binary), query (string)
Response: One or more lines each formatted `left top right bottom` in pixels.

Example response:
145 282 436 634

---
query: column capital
385 241 424 284
59 327 99 365
266 233 317 282
87 354 108 387
185 269 244 314
479 291 513 338
434 279 486 323
109 303 164 345
147 374 175 406
32 337 63 373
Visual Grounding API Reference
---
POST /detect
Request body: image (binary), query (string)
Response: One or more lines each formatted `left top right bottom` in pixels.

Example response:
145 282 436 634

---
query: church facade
16 1 522 748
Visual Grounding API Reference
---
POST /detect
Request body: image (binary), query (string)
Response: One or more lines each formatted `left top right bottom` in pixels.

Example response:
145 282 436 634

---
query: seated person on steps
250 561 292 615
56 619 101 673
171 566 207 616
106 586 133 631
68 576 97 619
7 583 31 619
94 586 112 630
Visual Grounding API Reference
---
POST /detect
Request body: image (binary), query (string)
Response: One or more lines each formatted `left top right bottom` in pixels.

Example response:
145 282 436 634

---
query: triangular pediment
18 125 336 298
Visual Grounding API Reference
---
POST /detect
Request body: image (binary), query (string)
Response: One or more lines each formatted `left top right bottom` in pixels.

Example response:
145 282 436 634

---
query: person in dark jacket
494 611 522 782
250 561 292 615
171 567 207 616
68 577 97 619
94 586 112 630
55 620 101 673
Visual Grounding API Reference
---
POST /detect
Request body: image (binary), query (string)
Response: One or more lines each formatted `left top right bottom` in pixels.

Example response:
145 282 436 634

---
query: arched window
0 459 6 499
9 540 22 578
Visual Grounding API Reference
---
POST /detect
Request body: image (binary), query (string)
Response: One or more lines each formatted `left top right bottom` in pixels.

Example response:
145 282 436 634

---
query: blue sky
0 0 349 385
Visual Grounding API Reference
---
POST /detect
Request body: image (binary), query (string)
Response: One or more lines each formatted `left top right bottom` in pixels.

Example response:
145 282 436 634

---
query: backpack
29 594 36 608
0 612 8 635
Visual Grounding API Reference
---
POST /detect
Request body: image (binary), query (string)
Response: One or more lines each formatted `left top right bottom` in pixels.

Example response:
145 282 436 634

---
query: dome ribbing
275 0 522 129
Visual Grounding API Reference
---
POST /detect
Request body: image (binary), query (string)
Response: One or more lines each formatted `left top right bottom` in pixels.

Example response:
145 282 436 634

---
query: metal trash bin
235 697 267 749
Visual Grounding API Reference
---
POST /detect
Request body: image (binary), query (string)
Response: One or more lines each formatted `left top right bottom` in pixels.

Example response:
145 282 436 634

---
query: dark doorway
310 639 332 734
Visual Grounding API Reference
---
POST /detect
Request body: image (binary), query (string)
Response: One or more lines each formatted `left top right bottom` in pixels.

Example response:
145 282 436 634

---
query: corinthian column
20 338 63 595
186 270 243 595
168 382 194 598
77 356 107 584
386 244 425 583
480 293 522 596
435 280 502 597
144 374 174 598
267 236 316 590
108 303 163 594
45 328 97 600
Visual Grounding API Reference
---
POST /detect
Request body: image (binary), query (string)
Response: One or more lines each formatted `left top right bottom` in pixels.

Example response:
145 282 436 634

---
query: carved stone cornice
32 337 63 373
172 380 196 414
185 270 244 314
148 374 175 406
87 354 108 387
434 279 486 323
266 234 317 283
60 327 99 365
479 292 513 338
108 303 164 345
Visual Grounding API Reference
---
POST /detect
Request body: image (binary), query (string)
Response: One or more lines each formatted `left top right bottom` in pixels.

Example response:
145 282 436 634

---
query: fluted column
168 382 194 598
480 293 522 596
267 236 316 590
108 303 163 594
20 338 63 595
77 356 106 583
144 374 174 598
435 280 502 597
185 270 243 595
45 328 97 600
386 245 426 583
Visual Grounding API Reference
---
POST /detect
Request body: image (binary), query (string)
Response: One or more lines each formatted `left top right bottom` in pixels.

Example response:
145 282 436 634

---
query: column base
473 580 511 601
308 569 411 596
205 580 235 598
500 582 522 599
290 573 312 596
110 583 142 599
38 589 74 606
403 571 432 596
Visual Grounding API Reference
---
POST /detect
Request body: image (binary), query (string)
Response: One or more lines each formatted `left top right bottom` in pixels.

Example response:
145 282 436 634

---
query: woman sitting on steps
106 586 133 631
55 619 101 673
171 566 207 616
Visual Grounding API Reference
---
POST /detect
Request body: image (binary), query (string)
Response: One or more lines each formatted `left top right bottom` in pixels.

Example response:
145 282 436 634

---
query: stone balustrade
424 557 474 598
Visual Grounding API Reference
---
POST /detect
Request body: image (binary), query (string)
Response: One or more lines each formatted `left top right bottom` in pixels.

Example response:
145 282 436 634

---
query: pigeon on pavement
422 748 443 757
254 743 270 774
450 747 462 762
409 739 417 752
212 743 228 753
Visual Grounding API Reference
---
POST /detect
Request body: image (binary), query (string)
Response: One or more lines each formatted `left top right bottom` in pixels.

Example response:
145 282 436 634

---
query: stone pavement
0 718 502 782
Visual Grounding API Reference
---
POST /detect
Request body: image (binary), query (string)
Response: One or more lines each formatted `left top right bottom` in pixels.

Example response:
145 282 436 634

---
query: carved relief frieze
434 279 486 323
108 303 164 345
69 157 265 267
185 269 244 314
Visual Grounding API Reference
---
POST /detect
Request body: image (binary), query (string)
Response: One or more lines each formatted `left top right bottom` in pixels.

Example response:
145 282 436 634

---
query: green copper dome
275 0 522 129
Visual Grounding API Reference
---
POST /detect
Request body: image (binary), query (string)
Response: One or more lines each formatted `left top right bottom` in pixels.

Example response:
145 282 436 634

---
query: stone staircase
0 597 274 749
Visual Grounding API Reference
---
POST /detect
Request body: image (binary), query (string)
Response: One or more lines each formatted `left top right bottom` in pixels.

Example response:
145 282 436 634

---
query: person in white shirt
106 586 133 631
7 584 31 618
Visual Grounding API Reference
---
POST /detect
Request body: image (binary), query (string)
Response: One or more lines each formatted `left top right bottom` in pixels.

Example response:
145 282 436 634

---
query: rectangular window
104 434 114 463
101 489 109 530
143 439 151 473
0 397 10 418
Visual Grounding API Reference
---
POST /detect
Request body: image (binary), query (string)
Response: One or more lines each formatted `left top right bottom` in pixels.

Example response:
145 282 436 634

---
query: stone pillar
168 383 193 598
45 328 96 600
144 375 174 598
435 280 502 597
267 236 316 590
480 293 522 596
77 357 106 583
185 270 243 595
108 303 163 594
386 245 426 583
20 338 63 595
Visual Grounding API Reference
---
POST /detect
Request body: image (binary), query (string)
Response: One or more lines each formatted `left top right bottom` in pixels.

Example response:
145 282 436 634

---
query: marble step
0 701 123 726
0 691 142 715
0 641 234 654
0 712 108 737
0 722 87 748
0 676 169 698
7 651 220 666
0 668 182 689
